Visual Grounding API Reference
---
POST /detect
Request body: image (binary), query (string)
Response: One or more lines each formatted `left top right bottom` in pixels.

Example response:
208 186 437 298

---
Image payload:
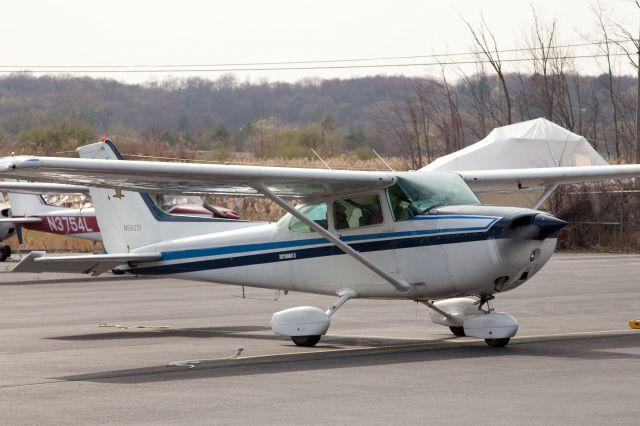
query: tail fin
77 140 255 253
4 179 69 217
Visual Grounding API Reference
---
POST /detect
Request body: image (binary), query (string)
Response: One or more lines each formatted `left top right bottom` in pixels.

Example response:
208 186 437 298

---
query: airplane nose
531 214 567 240
490 212 567 241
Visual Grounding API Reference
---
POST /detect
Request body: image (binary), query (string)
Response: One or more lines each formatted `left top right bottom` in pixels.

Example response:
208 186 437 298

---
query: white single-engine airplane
3 139 640 347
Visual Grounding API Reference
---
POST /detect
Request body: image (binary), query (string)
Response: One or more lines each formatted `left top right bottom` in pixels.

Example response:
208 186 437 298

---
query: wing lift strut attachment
532 182 560 210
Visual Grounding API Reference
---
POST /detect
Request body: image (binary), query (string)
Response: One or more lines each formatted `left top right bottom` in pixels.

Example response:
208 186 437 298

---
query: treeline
0 72 636 167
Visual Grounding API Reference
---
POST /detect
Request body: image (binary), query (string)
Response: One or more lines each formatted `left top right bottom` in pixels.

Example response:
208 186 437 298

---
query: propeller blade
491 213 567 241
531 214 567 240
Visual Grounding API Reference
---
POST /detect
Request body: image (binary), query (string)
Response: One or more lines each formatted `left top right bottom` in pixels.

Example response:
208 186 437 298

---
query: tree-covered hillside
0 72 636 167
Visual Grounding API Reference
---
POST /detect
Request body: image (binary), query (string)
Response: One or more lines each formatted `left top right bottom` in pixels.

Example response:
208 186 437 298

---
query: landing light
530 249 540 262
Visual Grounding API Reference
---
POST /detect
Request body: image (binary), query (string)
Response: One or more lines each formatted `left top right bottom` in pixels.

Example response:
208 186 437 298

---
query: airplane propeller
491 213 567 241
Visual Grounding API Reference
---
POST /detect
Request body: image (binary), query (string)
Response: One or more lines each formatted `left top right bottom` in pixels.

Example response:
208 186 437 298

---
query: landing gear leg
284 289 358 348
477 295 511 348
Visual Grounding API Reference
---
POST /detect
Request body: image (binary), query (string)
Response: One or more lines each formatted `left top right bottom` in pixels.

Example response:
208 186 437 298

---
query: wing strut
253 183 411 294
531 182 560 210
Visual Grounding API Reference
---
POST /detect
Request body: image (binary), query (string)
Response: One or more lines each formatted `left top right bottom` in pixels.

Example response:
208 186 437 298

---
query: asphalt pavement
0 253 639 425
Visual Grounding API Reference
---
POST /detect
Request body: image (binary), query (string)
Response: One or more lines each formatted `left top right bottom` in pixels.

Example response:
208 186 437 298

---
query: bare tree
569 67 586 136
459 64 504 138
429 74 465 153
611 0 639 162
593 4 622 160
521 8 577 130
462 14 513 124
377 78 437 169
524 8 558 120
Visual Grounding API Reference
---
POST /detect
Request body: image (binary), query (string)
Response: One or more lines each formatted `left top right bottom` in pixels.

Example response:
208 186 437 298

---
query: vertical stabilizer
76 141 161 253
4 179 68 217
76 140 259 253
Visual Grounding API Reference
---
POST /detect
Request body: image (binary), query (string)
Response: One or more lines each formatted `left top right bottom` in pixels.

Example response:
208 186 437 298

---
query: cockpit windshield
387 172 480 220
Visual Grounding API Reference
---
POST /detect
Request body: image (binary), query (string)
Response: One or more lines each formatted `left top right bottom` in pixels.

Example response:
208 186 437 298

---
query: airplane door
392 214 453 296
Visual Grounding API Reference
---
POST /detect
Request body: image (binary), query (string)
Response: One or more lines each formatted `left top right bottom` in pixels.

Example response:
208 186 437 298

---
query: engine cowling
271 306 330 337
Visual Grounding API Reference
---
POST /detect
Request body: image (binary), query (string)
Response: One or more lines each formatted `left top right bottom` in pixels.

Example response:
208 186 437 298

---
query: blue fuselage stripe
133 229 494 275
160 217 499 261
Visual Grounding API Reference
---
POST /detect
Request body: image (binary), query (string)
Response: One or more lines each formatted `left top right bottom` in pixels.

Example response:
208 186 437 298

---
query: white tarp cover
421 117 607 173
420 118 608 207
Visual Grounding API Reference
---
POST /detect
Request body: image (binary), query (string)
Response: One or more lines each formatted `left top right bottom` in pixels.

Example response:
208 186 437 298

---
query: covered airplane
423 118 609 208
2 134 638 348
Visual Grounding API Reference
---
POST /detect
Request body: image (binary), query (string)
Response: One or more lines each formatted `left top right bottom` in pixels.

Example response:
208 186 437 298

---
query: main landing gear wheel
449 326 466 337
291 335 321 347
485 338 510 348
0 245 10 261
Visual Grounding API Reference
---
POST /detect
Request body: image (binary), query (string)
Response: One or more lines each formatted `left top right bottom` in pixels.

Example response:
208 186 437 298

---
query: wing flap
13 251 161 276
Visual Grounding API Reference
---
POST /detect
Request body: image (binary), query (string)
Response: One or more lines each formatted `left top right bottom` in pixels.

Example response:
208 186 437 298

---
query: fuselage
125 204 561 300
14 208 101 241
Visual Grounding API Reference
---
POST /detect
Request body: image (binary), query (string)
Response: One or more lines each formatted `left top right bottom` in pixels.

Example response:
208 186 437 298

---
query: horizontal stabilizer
13 251 160 276
0 217 42 223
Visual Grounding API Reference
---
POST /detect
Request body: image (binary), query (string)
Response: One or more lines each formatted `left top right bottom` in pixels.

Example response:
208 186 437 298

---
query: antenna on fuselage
371 149 394 171
310 148 331 169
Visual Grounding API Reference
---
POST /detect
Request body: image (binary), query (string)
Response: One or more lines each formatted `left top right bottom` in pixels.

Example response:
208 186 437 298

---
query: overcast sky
1 0 638 84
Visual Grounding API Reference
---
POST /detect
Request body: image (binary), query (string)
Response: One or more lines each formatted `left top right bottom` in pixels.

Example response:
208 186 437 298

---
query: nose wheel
291 335 322 347
485 338 510 348
449 326 466 337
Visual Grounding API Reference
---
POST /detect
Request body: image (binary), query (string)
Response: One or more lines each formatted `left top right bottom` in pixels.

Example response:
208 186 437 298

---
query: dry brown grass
8 230 103 253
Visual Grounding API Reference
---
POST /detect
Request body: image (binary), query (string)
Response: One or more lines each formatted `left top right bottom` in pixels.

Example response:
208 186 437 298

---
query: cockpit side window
289 203 328 233
386 173 480 221
386 184 415 221
333 194 383 230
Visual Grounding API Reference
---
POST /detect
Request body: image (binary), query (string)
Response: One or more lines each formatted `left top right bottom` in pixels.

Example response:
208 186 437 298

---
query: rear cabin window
289 203 328 233
333 194 383 230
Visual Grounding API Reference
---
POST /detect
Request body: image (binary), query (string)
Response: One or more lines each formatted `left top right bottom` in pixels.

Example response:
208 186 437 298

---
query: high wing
457 165 640 194
0 181 89 194
0 156 396 198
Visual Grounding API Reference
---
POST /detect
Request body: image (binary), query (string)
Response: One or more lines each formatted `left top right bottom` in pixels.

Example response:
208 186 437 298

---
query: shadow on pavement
53 331 640 384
